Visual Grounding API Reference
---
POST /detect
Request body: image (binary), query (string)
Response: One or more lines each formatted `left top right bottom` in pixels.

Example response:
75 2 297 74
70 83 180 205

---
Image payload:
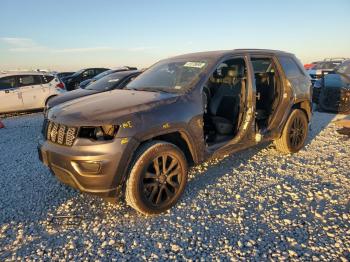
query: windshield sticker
184 62 206 68
108 79 119 82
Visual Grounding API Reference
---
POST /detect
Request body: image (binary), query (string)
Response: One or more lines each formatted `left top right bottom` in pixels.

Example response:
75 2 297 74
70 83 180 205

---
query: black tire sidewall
285 110 308 153
129 142 188 214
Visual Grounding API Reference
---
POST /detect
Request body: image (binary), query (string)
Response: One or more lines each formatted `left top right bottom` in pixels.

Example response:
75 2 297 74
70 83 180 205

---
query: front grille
43 120 78 146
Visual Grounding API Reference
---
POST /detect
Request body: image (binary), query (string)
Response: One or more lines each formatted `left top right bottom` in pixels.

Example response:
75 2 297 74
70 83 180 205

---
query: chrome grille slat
57 125 66 144
46 121 53 140
51 123 59 142
65 127 77 146
45 120 77 146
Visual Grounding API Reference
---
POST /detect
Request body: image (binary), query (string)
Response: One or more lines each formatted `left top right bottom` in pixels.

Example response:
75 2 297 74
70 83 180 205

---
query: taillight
56 82 65 89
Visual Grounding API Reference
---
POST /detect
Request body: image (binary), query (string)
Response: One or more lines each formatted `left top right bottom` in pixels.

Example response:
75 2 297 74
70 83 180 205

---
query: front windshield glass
126 60 207 92
86 74 121 91
71 69 84 77
313 61 342 70
336 61 350 74
94 69 113 80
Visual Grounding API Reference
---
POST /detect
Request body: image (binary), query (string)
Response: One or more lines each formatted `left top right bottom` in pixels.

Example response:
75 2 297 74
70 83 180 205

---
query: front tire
125 141 188 215
274 109 308 154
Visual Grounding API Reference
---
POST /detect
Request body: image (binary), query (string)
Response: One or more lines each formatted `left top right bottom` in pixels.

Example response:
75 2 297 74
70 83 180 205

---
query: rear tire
125 141 188 215
274 109 308 154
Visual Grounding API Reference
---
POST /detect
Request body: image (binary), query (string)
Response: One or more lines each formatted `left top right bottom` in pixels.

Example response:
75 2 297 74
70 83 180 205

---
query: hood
48 88 99 109
324 73 350 89
48 89 179 126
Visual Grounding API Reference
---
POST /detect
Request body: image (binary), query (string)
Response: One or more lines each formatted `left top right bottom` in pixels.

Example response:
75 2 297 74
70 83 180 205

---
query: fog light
72 161 101 174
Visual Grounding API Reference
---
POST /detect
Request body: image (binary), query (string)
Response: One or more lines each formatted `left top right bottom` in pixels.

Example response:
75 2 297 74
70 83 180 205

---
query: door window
82 69 94 78
0 76 17 90
40 75 55 84
278 56 304 78
17 75 42 87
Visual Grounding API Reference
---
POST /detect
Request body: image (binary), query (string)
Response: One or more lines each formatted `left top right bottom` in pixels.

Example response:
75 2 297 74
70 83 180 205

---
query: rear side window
41 75 55 83
17 75 42 87
251 59 272 73
0 76 17 90
279 56 304 78
82 69 95 78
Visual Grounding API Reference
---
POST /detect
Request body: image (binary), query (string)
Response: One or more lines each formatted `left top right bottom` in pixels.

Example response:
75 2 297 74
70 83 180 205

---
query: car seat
209 66 242 135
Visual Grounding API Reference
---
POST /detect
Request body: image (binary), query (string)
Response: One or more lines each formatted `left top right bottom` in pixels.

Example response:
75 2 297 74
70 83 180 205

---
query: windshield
313 61 342 70
93 69 114 80
336 61 350 74
86 73 122 91
126 60 207 92
71 69 85 77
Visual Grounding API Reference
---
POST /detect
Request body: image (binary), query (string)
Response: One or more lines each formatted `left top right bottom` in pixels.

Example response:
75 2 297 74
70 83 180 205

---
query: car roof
0 71 54 78
170 49 293 60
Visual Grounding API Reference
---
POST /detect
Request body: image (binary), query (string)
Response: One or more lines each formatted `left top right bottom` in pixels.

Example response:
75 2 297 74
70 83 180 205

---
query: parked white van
0 72 65 113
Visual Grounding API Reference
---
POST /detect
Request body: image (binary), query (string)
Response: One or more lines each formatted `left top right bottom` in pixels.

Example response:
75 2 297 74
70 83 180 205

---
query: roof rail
323 57 349 61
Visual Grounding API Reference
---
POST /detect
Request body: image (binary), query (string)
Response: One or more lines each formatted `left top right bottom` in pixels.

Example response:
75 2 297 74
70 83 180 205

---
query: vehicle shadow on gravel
306 112 337 146
186 143 270 201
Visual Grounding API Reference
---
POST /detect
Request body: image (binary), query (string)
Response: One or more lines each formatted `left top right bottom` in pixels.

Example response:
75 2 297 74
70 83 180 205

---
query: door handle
256 92 261 100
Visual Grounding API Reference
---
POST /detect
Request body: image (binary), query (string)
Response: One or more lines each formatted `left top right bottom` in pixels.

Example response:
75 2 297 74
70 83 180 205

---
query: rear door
19 74 46 110
278 56 311 103
0 76 23 113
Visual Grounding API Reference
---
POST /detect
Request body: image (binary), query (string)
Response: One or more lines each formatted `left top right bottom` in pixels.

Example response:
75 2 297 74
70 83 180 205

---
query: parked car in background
0 72 65 113
79 66 137 89
46 70 142 111
307 58 347 85
56 72 74 81
304 62 318 70
62 68 110 91
39 49 312 215
314 60 350 113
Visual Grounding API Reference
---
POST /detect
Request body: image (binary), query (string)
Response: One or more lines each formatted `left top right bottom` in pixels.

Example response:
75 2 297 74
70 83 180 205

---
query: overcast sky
1 0 349 71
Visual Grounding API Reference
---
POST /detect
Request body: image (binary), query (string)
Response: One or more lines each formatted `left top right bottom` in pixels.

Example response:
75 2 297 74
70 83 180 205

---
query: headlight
79 125 119 141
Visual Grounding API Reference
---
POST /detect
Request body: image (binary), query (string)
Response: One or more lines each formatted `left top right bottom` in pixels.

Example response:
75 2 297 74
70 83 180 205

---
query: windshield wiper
127 87 169 93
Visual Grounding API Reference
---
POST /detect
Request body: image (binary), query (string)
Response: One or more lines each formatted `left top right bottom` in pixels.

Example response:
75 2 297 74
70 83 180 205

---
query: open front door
203 55 255 155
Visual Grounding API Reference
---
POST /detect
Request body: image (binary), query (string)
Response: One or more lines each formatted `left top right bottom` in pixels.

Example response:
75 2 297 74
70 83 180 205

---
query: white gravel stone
0 112 349 260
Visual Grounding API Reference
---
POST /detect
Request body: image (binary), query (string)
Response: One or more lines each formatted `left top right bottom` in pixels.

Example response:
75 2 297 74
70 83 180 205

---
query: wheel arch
45 95 57 106
119 130 196 196
137 131 196 165
292 100 312 122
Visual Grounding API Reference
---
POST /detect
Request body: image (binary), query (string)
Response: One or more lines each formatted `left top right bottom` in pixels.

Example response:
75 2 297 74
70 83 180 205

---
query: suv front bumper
38 137 138 198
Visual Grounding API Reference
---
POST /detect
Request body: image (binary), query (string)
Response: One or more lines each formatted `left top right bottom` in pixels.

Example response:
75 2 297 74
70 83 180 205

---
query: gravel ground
0 112 349 261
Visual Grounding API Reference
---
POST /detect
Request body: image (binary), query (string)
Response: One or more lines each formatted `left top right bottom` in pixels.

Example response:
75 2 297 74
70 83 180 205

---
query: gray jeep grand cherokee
38 49 312 215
